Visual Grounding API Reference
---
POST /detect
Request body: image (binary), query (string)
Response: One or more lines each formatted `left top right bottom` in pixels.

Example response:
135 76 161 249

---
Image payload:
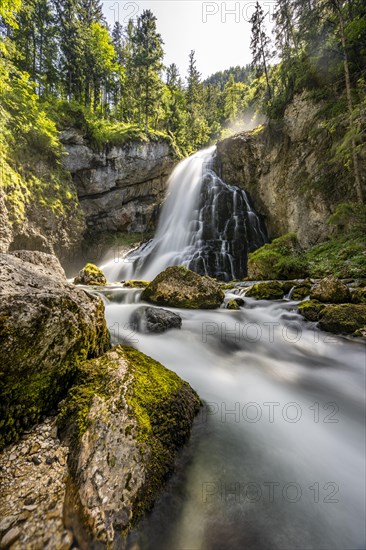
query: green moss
318 304 366 334
292 283 311 300
248 233 308 280
124 280 150 289
351 287 366 304
305 234 366 278
298 300 325 322
0 295 110 450
246 281 284 300
57 345 201 526
226 299 240 310
74 263 107 286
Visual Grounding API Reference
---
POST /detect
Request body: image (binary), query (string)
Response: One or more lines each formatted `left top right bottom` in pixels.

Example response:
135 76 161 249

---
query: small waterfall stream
101 146 266 282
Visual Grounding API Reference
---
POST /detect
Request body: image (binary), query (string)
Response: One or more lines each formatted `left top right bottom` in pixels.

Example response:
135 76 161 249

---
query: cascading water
101 146 266 282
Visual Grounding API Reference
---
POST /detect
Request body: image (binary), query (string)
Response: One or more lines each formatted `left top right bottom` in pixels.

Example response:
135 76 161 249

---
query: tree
250 1 273 100
133 10 164 131
185 50 209 150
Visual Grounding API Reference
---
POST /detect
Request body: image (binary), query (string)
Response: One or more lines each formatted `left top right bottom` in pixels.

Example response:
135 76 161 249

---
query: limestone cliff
217 94 359 247
61 130 178 237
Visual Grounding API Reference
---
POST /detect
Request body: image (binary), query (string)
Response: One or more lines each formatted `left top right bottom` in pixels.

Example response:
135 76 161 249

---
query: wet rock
142 266 225 309
318 304 366 334
226 300 241 310
74 263 107 286
298 300 325 322
0 252 110 450
310 276 350 303
351 287 366 304
291 283 311 300
245 281 284 300
123 280 150 288
130 306 182 333
58 345 200 548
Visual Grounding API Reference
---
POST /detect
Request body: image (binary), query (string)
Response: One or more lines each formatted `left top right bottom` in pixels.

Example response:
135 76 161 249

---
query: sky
102 1 276 80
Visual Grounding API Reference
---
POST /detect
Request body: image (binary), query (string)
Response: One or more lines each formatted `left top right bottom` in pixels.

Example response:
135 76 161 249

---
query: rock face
0 251 110 450
217 94 357 247
141 266 225 309
130 306 182 333
310 276 351 303
74 263 107 285
61 132 178 236
58 345 200 548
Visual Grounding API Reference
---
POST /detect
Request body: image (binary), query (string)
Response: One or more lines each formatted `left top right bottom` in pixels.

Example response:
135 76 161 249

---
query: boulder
310 276 350 303
123 280 149 288
74 263 107 286
226 299 241 310
0 252 110 450
245 281 284 300
141 266 225 309
130 306 182 333
58 345 200 548
298 300 325 322
351 287 366 304
291 283 311 300
318 304 366 334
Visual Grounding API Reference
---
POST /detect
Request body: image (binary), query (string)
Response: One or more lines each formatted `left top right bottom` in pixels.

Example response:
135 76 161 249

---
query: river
94 286 366 550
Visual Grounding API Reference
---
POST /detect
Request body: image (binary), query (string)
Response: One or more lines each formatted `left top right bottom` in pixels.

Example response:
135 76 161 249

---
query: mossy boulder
318 304 366 334
74 263 107 286
58 345 200 547
0 252 110 450
245 281 284 300
351 287 366 304
123 280 149 288
141 266 225 309
226 299 240 310
247 233 308 280
310 276 350 303
298 300 325 322
292 283 311 300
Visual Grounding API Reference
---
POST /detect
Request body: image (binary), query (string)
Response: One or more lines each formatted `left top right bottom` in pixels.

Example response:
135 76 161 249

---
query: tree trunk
338 3 363 202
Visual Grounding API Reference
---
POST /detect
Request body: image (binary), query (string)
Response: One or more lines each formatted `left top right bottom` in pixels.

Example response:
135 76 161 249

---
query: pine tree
250 1 273 100
185 50 209 151
133 10 164 131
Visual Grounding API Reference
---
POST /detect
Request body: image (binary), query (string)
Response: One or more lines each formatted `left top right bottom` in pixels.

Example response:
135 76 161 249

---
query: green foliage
248 233 307 280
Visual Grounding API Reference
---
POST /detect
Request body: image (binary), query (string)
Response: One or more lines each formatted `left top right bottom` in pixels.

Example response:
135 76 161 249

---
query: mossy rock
298 300 325 322
74 263 107 286
247 233 308 280
245 281 284 300
318 304 366 334
226 299 240 310
351 287 366 304
141 266 225 309
58 345 200 546
310 276 350 303
123 280 150 289
0 253 110 451
292 283 311 301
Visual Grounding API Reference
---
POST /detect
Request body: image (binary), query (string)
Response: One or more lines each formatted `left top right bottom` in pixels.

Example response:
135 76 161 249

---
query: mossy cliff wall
217 94 361 247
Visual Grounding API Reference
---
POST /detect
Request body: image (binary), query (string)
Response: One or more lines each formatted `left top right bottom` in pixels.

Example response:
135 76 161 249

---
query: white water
97 288 366 550
101 146 266 282
101 147 216 282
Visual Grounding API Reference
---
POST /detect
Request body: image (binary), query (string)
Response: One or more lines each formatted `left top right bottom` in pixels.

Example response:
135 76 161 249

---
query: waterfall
102 146 266 282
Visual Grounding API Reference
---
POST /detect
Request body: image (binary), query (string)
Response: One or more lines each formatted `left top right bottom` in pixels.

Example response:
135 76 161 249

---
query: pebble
0 417 71 549
0 527 21 548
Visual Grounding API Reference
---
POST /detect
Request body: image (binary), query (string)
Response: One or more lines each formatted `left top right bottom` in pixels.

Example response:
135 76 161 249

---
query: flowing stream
96 287 366 550
96 147 365 549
